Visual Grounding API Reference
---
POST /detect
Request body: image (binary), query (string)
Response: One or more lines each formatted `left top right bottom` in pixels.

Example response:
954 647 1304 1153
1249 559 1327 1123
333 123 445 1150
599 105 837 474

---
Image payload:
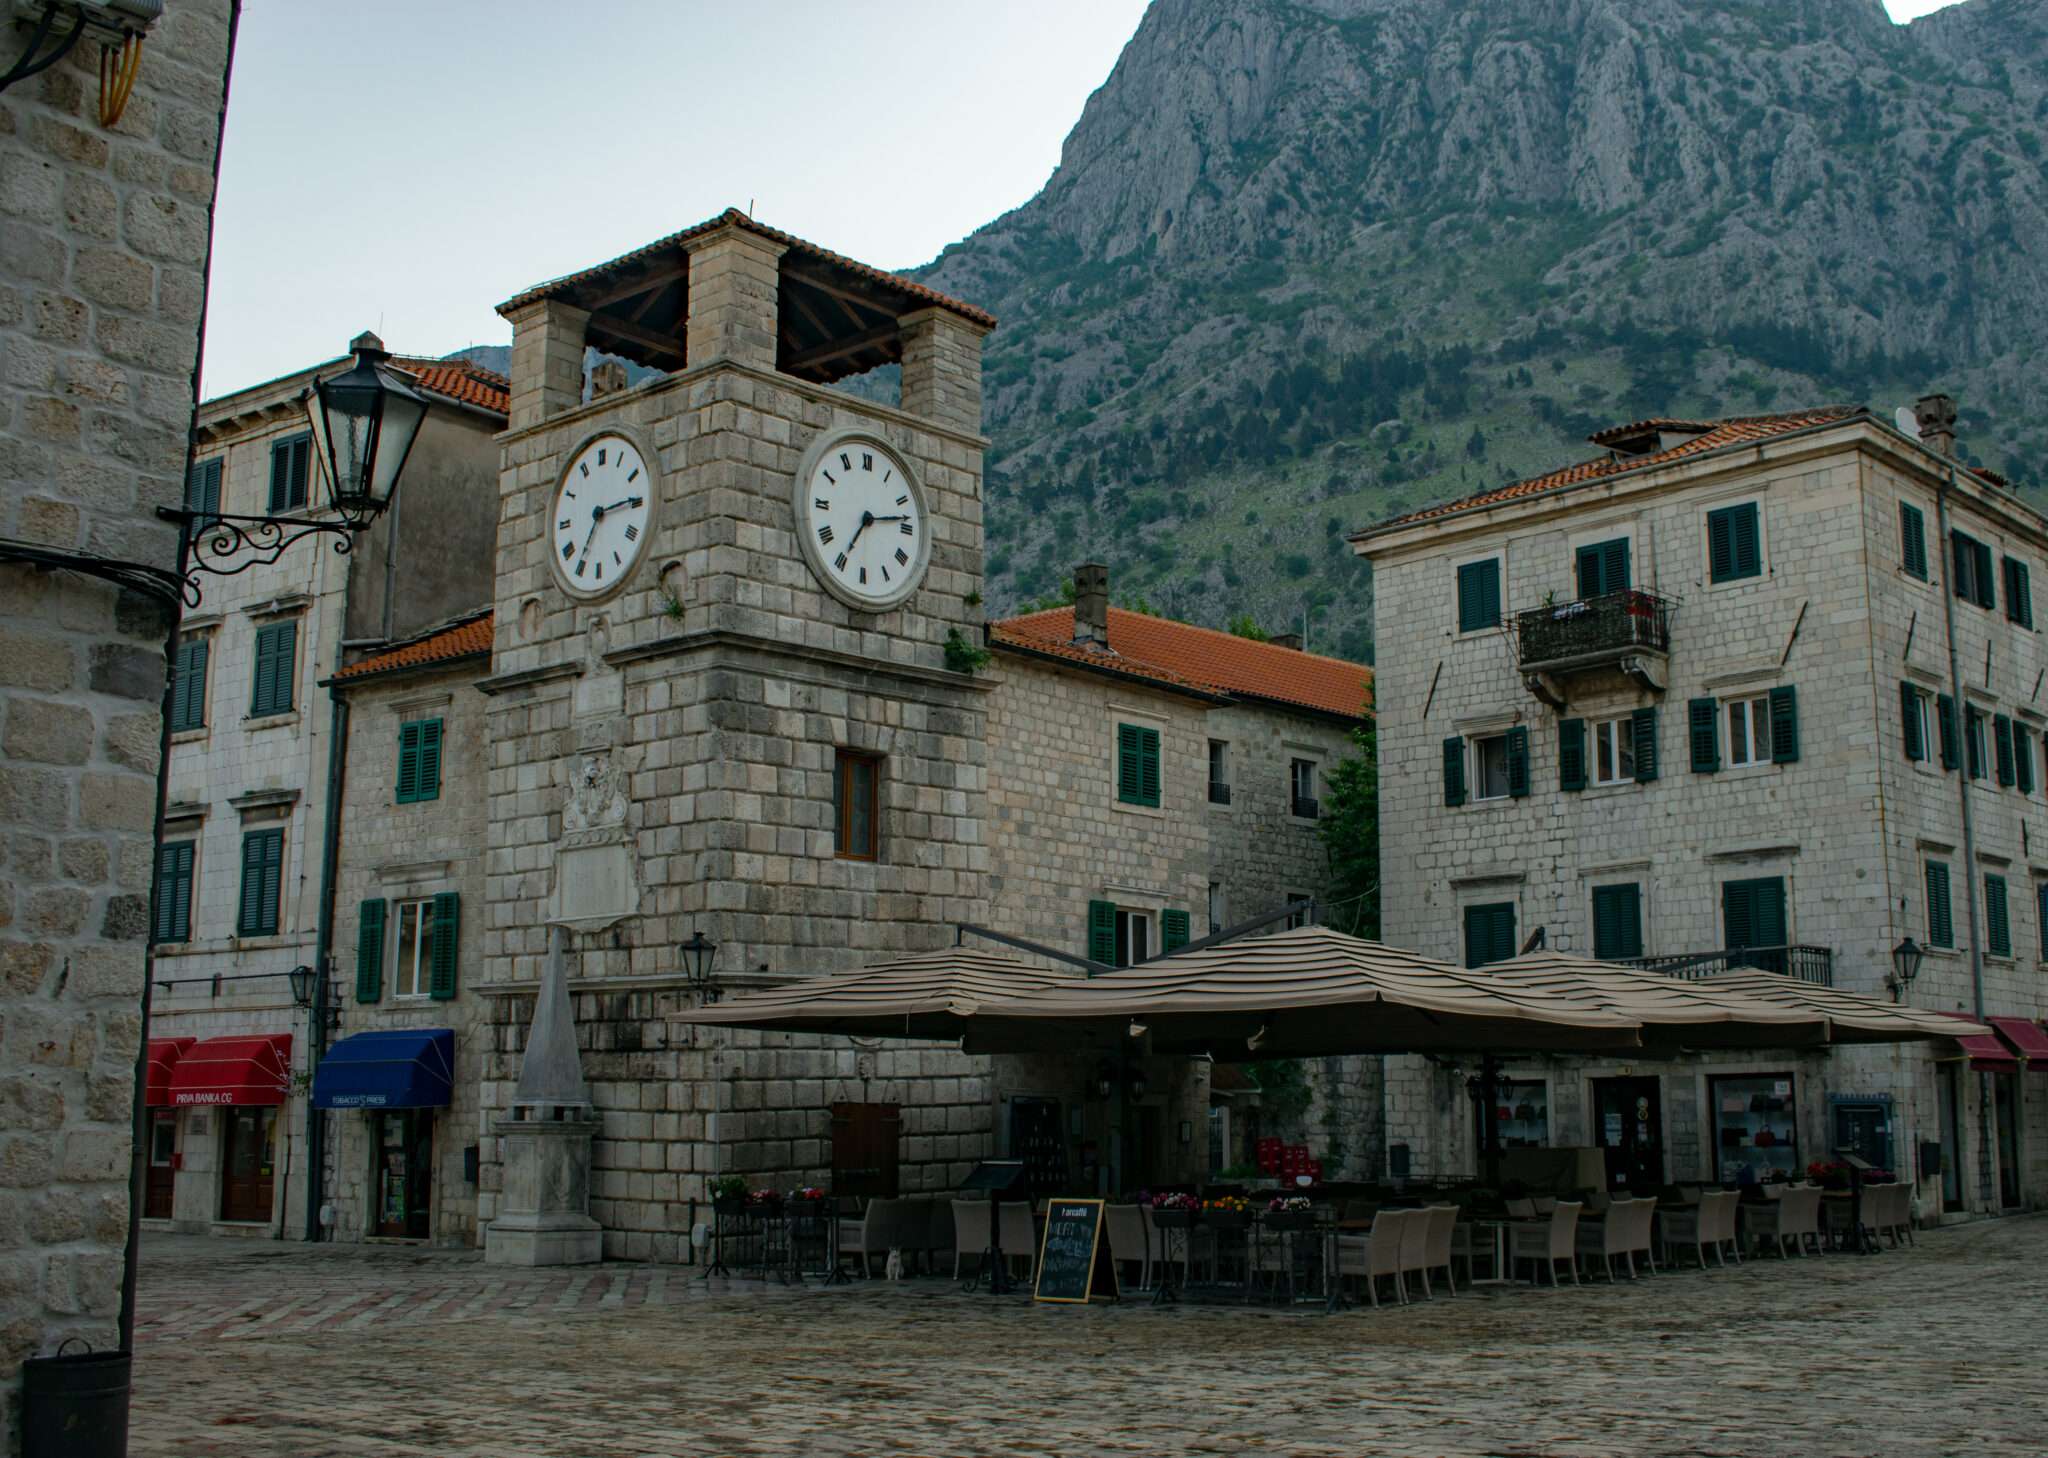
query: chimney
1073 562 1109 648
1914 393 1958 457
1269 632 1303 650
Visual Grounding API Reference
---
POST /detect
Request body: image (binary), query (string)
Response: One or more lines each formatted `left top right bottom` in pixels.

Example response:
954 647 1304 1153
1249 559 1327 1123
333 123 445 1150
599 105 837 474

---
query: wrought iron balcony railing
1618 945 1833 987
1209 781 1232 805
1515 588 1674 674
1291 795 1321 820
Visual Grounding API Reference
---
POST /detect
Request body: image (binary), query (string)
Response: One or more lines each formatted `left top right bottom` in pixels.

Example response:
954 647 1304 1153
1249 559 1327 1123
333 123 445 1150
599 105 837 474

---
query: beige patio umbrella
987 926 1644 1059
1694 968 1992 1042
679 945 1102 1053
1484 951 1834 1051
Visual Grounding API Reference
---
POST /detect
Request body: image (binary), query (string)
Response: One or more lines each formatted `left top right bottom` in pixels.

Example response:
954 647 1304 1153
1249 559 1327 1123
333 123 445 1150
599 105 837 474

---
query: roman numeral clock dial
549 433 654 599
795 433 930 611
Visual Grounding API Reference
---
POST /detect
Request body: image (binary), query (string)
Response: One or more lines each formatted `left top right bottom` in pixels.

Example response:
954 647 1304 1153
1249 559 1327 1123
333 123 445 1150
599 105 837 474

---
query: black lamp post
1888 936 1925 1003
682 931 720 1000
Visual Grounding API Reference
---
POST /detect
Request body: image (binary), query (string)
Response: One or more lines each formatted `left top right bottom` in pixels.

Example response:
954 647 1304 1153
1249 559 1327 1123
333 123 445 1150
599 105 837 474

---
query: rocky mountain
912 0 2048 662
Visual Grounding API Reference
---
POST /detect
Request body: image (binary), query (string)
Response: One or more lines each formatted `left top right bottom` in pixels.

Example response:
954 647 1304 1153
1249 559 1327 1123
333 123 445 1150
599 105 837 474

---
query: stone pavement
129 1217 2048 1456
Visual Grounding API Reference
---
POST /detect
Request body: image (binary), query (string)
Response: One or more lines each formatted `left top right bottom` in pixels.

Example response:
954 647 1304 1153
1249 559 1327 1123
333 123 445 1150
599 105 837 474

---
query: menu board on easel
1032 1198 1119 1304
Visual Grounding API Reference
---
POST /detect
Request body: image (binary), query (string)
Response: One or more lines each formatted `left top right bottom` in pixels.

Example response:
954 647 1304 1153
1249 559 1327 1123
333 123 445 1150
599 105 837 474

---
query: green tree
1227 613 1269 641
1318 694 1379 939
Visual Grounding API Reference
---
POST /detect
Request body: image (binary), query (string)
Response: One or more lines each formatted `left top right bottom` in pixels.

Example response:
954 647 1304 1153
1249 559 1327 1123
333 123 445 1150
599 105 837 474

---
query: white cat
884 1248 904 1281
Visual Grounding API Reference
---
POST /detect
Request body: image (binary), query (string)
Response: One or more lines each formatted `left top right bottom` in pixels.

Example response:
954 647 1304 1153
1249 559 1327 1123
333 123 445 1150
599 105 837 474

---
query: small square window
1725 696 1772 769
1473 734 1511 800
1591 718 1637 786
834 750 881 860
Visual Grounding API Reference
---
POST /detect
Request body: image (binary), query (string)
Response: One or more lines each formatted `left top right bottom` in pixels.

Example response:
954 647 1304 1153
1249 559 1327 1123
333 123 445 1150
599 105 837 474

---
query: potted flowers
1203 1194 1252 1230
1265 1194 1315 1232
709 1175 749 1215
1148 1191 1199 1228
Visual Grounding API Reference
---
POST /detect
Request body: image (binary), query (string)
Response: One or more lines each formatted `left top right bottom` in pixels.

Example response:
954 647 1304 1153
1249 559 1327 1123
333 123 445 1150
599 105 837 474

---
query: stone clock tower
477 209 996 1006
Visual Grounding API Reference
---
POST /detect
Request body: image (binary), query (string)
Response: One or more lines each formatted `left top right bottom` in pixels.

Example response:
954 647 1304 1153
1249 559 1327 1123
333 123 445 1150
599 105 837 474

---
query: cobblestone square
127 1217 2048 1456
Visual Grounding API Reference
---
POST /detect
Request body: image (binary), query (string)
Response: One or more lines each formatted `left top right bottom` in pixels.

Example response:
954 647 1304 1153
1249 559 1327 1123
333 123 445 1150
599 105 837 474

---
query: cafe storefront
163 1032 294 1226
311 1028 456 1242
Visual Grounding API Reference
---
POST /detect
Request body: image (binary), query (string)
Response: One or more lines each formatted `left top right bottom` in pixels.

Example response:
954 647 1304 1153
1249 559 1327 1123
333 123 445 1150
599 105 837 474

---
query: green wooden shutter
2005 557 2033 628
1709 504 1760 582
1116 724 1141 803
1505 724 1530 798
1464 903 1516 968
153 841 193 944
1137 726 1161 807
1087 899 1117 965
1901 683 1924 762
1688 698 1720 773
1630 707 1658 783
2038 882 2048 961
1768 686 1799 764
1978 541 1997 610
1926 862 1953 947
1558 718 1587 792
2018 730 2035 795
429 891 460 999
1723 877 1785 952
417 718 443 802
356 897 387 1002
1161 908 1190 953
1457 560 1499 632
1966 709 1985 780
1708 508 1735 582
1592 883 1643 960
1577 538 1630 597
1733 503 1760 578
1442 736 1467 807
396 721 421 803
238 829 281 936
269 437 291 511
1995 714 2016 786
1900 503 1927 580
170 637 208 732
1574 544 1602 600
251 621 296 717
1937 694 1960 770
1986 875 2011 957
1722 880 1755 950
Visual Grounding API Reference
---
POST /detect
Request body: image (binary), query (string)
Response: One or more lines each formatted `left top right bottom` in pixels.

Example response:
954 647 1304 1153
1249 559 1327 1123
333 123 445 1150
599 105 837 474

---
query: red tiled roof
992 608 1373 720
1363 406 1867 534
498 208 996 329
391 356 510 416
330 611 492 683
1585 417 1718 448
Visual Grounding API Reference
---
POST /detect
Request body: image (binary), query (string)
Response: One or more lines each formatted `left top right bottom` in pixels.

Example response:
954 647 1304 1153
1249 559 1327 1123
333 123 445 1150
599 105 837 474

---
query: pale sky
200 0 1961 397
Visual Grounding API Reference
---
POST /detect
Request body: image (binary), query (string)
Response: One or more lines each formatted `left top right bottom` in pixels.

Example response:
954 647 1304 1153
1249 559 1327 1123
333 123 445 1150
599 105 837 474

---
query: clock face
550 434 652 598
796 435 930 609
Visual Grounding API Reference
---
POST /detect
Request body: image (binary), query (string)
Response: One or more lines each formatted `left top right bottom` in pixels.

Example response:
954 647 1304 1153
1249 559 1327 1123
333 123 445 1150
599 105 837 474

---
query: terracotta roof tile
500 208 995 330
1362 406 1867 535
992 608 1372 719
391 356 510 416
331 611 492 683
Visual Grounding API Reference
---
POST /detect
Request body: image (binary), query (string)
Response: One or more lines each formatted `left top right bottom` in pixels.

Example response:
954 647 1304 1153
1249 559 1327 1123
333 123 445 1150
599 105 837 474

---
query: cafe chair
1574 1196 1637 1282
1104 1203 1152 1291
1421 1204 1460 1296
1336 1208 1409 1308
999 1200 1038 1282
1398 1204 1434 1298
950 1198 990 1280
838 1197 923 1278
1508 1200 1582 1287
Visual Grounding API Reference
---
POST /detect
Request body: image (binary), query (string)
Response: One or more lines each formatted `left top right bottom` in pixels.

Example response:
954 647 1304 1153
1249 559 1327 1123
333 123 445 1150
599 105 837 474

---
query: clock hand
577 518 601 562
843 510 875 555
594 496 643 515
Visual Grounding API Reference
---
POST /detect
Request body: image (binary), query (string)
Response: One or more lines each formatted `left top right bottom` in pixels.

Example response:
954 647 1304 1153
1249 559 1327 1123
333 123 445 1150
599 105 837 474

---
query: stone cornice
604 627 994 695
474 661 584 697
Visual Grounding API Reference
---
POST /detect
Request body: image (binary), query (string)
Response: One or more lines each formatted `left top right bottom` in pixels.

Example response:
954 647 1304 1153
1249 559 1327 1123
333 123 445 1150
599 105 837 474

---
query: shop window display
1711 1073 1799 1184
1496 1078 1550 1148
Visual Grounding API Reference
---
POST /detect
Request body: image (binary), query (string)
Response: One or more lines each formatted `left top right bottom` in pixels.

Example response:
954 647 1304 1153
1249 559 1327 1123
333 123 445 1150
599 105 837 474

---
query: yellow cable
98 35 142 130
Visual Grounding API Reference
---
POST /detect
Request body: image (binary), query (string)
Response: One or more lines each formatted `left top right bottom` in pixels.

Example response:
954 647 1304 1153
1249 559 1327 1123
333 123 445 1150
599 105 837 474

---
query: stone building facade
142 353 504 1243
1355 402 2048 1217
0 3 234 1446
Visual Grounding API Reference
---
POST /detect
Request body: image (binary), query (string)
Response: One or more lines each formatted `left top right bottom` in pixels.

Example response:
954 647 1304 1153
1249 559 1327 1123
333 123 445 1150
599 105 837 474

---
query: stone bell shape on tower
484 923 604 1266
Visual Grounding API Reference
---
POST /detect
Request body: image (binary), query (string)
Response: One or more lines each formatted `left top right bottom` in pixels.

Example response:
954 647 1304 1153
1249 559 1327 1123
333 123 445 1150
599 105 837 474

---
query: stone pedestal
485 1104 603 1266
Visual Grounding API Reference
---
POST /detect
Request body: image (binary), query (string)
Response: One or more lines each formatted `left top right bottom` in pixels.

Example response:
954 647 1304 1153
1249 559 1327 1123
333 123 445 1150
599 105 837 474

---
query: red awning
144 1037 195 1106
1988 1016 2048 1070
167 1033 293 1107
1943 1012 2019 1072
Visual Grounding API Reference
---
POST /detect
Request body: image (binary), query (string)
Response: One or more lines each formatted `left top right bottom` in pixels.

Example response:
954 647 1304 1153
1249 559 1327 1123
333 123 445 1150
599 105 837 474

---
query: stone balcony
1514 588 1675 706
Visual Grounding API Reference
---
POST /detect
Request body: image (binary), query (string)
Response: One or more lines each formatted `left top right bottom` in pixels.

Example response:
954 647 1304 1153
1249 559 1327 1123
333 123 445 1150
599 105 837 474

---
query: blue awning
312 1028 454 1110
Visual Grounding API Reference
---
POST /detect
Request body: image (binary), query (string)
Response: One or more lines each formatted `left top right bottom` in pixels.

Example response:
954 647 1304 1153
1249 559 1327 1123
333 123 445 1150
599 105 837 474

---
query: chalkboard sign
1032 1198 1119 1304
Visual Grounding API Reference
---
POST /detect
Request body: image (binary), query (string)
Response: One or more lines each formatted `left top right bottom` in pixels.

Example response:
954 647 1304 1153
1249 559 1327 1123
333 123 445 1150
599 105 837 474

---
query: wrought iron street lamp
1887 936 1925 1003
287 964 315 1007
312 331 428 517
681 931 720 999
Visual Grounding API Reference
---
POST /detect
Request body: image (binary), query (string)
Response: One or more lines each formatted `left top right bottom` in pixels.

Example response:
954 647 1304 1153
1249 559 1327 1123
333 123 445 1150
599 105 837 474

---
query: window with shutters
396 717 443 803
1725 695 1773 768
2037 882 2048 963
1706 501 1762 583
1472 732 1512 801
1114 908 1152 968
1162 909 1190 953
1591 883 1644 960
1455 557 1501 633
1590 717 1634 786
1721 877 1787 963
834 749 881 860
1899 502 1928 581
1951 531 1995 611
237 827 284 937
268 432 312 512
1924 861 1954 948
1574 537 1631 599
393 898 438 997
1688 697 1720 773
1985 875 2012 958
1463 902 1517 968
1966 708 1988 781
2004 557 2033 629
169 634 210 732
1901 684 1931 764
1114 721 1162 808
249 620 297 718
153 840 196 944
2017 727 2035 795
1937 694 1961 771
185 456 223 529
1995 714 2016 787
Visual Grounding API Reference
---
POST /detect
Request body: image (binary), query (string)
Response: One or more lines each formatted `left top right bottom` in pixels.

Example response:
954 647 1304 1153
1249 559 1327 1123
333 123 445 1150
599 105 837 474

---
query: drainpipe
1931 461 1994 1209
303 691 349 1240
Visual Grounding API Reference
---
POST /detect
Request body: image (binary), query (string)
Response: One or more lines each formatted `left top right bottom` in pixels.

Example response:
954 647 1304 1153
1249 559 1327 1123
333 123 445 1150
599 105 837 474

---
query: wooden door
830 1102 901 1199
145 1110 176 1219
1938 1064 1964 1211
219 1106 276 1223
1592 1076 1664 1193
1994 1074 2021 1208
